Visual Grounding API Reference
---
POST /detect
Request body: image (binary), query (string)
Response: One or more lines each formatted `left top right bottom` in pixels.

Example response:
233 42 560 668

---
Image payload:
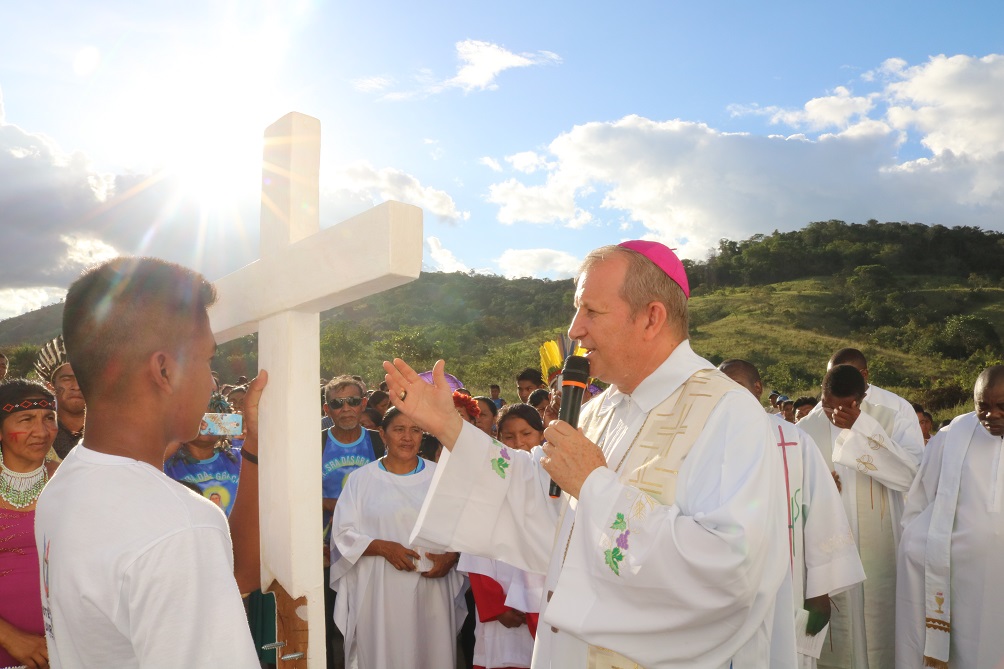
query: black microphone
549 355 591 498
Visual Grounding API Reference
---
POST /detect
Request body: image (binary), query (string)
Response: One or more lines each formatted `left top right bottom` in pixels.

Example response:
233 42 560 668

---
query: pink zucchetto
617 240 690 298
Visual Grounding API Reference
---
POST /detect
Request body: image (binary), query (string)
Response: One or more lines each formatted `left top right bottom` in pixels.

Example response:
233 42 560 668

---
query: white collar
600 340 715 414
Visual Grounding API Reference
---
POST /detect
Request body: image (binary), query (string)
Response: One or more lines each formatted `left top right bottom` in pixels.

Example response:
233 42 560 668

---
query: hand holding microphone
547 355 591 498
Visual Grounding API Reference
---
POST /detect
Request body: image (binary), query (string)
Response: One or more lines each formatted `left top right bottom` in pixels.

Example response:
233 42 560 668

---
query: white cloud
505 150 552 173
731 87 876 130
351 75 395 93
59 235 119 269
484 52 1004 260
426 236 469 272
496 248 581 279
446 40 560 92
339 162 470 223
365 40 560 100
884 54 1004 159
479 156 502 172
0 287 65 321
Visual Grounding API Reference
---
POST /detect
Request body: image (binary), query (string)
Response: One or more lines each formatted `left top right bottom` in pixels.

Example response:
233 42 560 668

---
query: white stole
922 413 977 668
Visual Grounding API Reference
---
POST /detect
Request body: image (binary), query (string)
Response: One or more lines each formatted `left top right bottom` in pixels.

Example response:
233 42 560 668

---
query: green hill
3 220 1002 424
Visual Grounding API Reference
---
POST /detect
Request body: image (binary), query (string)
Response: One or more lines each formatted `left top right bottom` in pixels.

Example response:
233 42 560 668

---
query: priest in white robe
719 359 866 668
896 366 1004 669
799 360 922 669
384 241 795 669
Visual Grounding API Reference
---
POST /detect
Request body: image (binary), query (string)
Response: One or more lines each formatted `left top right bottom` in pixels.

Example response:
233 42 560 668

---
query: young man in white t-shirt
35 257 264 668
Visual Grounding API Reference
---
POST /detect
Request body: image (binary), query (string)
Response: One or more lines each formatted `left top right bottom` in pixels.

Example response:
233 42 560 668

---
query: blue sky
2 0 1003 318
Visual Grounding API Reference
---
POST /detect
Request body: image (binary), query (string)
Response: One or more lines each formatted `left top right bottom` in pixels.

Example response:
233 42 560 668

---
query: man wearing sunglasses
321 375 385 667
322 376 385 523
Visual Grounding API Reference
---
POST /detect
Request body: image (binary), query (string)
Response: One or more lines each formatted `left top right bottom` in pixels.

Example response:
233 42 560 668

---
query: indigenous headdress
34 335 69 382
539 335 585 385
618 240 690 298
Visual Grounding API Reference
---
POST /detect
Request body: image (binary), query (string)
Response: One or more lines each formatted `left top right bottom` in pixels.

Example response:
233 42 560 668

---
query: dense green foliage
687 219 1004 291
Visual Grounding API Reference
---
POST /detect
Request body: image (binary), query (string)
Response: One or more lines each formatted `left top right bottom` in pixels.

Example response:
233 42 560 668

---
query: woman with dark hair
496 403 545 452
473 396 499 437
329 407 466 668
0 379 59 669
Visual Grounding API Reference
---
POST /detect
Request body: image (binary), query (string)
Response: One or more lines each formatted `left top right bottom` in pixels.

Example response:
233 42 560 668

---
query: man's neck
58 411 85 434
81 399 176 469
183 441 218 461
330 425 363 444
615 337 682 395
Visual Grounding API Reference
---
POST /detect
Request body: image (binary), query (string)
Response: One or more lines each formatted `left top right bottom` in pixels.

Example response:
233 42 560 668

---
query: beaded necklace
0 445 48 509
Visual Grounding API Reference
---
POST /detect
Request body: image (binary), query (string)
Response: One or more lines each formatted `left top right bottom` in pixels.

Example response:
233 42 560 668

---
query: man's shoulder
866 384 914 412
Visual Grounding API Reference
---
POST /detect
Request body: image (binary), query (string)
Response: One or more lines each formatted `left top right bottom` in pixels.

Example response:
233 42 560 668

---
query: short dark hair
380 405 405 430
489 384 500 391
63 257 216 398
474 396 499 418
369 390 389 406
528 388 550 407
792 396 817 410
497 403 545 434
822 364 866 399
362 407 383 426
718 359 760 394
829 347 867 370
516 368 545 386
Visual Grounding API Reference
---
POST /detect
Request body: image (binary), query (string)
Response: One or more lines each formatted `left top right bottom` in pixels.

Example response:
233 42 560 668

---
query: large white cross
208 112 423 668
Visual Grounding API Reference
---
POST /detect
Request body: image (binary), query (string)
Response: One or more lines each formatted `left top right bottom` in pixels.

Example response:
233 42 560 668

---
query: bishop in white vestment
385 241 795 669
799 360 922 669
896 366 1004 669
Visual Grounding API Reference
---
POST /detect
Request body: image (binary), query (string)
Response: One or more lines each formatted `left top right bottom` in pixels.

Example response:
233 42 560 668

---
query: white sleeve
799 434 866 598
891 397 926 468
832 411 919 491
328 468 371 582
901 429 947 529
122 527 259 667
411 421 561 575
543 396 789 668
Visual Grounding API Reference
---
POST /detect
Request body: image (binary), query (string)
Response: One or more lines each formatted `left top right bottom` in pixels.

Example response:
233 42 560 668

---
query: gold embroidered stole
567 368 738 669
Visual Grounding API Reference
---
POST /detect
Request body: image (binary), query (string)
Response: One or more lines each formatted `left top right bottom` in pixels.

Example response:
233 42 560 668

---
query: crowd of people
0 243 1002 668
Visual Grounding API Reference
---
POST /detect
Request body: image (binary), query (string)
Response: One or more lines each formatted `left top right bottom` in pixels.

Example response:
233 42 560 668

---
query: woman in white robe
329 407 467 669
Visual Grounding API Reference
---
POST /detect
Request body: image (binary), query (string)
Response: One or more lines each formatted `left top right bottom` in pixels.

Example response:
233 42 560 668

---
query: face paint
5 432 28 439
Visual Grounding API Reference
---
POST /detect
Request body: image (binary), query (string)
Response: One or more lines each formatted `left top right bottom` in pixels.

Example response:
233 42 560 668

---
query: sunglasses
327 396 363 409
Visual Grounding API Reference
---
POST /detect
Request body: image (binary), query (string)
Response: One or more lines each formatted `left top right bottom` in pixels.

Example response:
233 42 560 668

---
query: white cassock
896 412 1004 669
799 384 923 669
412 341 794 669
769 414 866 669
458 553 543 669
328 459 467 669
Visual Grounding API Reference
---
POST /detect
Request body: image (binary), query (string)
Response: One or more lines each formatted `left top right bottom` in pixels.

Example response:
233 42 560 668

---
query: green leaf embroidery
604 547 624 575
491 457 509 479
610 512 627 531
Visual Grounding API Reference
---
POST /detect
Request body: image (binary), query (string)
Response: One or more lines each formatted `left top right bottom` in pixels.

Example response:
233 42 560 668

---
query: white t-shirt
34 444 259 669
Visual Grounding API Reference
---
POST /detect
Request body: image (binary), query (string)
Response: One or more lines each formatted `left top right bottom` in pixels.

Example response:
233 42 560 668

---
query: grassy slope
688 278 981 422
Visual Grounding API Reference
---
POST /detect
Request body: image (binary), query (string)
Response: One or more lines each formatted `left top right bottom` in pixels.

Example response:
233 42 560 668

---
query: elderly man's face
324 385 367 432
568 254 650 393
